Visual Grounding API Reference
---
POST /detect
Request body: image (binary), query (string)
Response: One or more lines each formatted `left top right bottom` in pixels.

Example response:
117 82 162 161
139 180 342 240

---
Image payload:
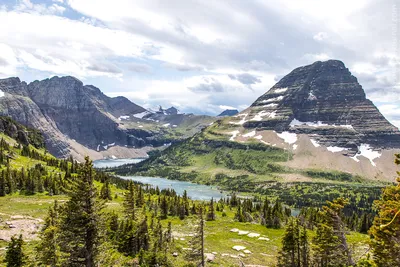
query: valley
0 60 398 266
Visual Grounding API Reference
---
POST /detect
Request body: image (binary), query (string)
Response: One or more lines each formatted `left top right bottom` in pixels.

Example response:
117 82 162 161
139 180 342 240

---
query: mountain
236 60 400 151
0 76 216 160
218 109 239 117
114 60 400 186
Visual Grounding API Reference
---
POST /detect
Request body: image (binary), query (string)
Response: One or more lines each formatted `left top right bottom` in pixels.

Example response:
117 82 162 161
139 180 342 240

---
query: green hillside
114 121 386 212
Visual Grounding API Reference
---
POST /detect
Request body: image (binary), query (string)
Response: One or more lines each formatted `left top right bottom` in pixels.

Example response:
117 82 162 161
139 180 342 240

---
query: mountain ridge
0 76 216 160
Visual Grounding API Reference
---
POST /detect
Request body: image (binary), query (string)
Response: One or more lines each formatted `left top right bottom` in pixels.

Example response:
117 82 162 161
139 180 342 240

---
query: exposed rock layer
233 60 400 152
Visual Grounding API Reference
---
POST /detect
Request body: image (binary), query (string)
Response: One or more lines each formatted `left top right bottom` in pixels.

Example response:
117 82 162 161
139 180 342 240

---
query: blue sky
0 0 399 126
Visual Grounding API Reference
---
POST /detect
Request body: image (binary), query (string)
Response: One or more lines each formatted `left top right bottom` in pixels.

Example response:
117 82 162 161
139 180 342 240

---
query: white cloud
15 0 66 15
302 53 330 62
0 43 19 77
0 0 398 122
313 32 328 41
0 10 152 78
219 105 236 110
352 62 377 75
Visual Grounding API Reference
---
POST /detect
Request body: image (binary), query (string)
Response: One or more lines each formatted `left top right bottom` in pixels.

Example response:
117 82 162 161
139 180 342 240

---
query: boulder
232 245 246 251
205 253 215 262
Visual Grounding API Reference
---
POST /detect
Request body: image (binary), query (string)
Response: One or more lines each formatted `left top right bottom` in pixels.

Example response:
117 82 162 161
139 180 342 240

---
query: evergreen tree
235 204 245 222
5 235 25 267
0 170 5 196
58 156 104 267
206 197 216 221
186 205 205 266
100 179 112 200
117 219 138 256
36 201 61 266
313 198 354 267
369 154 400 267
123 181 136 220
160 196 168 219
277 217 309 267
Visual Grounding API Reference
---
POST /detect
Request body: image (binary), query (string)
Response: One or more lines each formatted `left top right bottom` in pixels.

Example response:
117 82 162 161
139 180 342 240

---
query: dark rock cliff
0 76 148 157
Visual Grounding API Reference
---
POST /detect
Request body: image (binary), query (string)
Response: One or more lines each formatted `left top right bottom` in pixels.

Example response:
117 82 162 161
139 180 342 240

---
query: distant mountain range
0 76 215 160
218 109 239 117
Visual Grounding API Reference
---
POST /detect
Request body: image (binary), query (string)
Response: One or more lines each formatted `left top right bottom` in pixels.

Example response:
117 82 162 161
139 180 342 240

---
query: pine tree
206 197 216 221
58 156 104 267
313 198 354 267
235 204 245 222
277 217 309 267
153 219 163 253
369 154 400 267
5 234 25 267
186 205 205 266
299 225 310 267
137 216 150 252
36 201 61 266
165 221 172 244
100 179 112 200
0 169 5 196
123 181 136 220
160 196 168 219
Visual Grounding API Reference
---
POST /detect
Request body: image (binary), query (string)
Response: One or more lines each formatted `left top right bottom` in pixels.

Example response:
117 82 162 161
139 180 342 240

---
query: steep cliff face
230 60 400 153
25 76 142 149
0 77 151 158
0 76 215 159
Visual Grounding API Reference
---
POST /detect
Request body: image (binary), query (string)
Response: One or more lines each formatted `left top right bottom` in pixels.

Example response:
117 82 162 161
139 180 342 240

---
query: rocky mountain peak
229 60 400 151
0 76 148 157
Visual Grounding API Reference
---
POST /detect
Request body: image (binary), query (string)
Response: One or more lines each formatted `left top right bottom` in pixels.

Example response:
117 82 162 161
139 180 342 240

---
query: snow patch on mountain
326 146 348 153
229 130 240 141
251 110 276 121
261 103 278 108
133 111 152 119
260 140 271 145
310 139 320 147
260 96 284 103
243 131 256 137
274 87 288 93
118 115 130 120
229 113 248 125
351 144 381 166
290 119 353 129
308 91 317 101
277 131 297 144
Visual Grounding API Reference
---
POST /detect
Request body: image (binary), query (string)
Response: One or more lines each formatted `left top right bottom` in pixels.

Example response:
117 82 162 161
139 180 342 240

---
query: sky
0 0 399 127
